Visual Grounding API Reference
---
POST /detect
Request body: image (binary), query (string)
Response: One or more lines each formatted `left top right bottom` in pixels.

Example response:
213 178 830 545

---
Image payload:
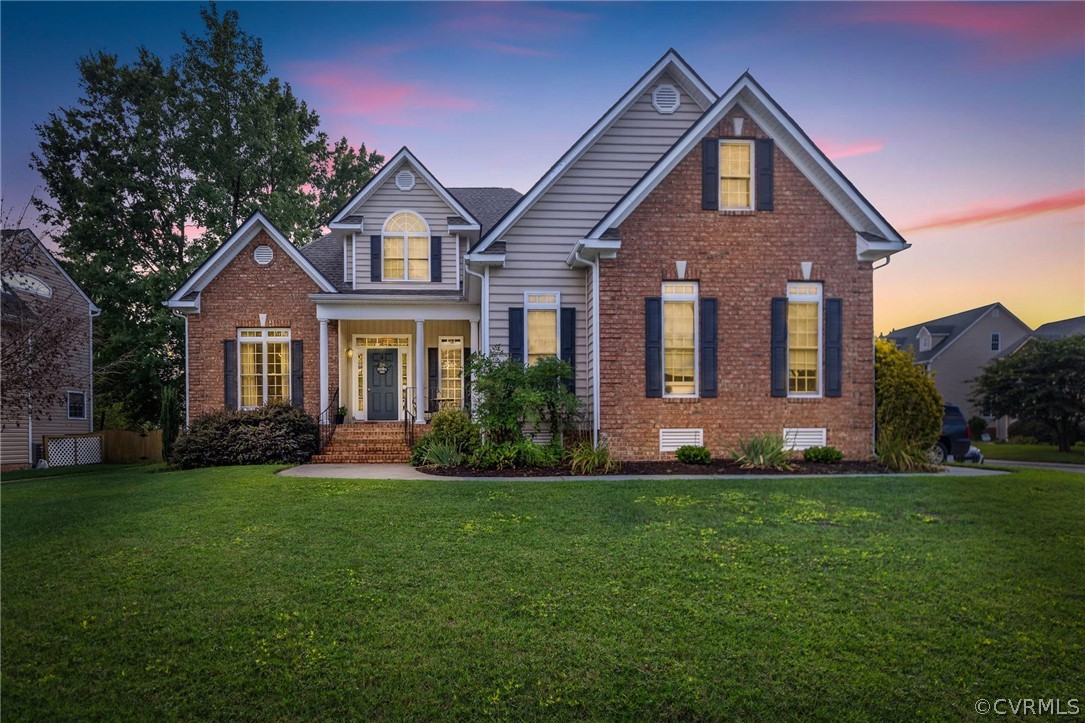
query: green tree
874 338 943 449
313 137 384 225
972 335 1085 452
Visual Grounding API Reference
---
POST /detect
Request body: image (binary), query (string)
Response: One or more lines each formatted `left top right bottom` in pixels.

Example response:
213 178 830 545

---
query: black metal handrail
318 387 340 453
403 386 417 448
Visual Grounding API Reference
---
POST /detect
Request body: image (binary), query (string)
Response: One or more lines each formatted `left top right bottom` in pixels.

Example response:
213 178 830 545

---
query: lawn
3 465 1083 720
976 442 1085 465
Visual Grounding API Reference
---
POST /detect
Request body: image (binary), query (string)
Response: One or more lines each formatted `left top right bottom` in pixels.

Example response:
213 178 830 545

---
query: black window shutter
508 307 524 363
825 298 843 398
700 298 718 398
430 235 442 282
223 340 237 409
370 235 381 282
771 297 788 397
756 139 774 211
645 297 663 397
428 347 439 412
291 340 304 408
560 307 576 393
463 347 472 412
702 138 719 211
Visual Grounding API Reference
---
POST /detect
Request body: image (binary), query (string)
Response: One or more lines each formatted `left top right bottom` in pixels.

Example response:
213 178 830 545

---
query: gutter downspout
464 264 489 354
172 310 190 428
870 253 892 455
574 250 600 448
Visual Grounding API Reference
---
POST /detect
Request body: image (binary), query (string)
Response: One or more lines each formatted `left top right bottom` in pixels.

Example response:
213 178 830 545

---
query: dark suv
931 404 971 464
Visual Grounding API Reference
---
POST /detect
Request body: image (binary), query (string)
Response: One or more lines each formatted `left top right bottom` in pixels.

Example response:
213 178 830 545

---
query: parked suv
931 404 971 464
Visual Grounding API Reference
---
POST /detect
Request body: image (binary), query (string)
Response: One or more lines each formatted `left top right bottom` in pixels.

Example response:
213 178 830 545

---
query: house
1 229 100 470
1001 314 1085 356
167 50 909 461
884 302 1032 427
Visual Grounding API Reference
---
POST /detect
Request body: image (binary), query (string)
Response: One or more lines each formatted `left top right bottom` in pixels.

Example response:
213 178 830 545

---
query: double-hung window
67 391 86 420
720 140 754 210
382 211 429 281
990 333 1001 352
787 282 822 395
525 292 559 366
663 282 698 396
239 328 291 408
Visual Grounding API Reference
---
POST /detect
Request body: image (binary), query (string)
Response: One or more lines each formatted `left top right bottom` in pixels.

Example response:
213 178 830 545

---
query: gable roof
329 147 480 228
885 303 1028 363
1 228 100 313
166 212 337 310
1001 314 1085 356
583 72 908 257
469 48 717 255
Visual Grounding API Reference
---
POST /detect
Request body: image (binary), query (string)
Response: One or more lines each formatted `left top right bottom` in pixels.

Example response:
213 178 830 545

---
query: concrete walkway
279 462 1008 481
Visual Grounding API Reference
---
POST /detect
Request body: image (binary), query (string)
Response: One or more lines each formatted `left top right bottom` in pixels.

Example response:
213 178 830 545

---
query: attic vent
660 428 703 453
783 428 828 451
652 84 680 114
253 245 274 265
395 169 416 191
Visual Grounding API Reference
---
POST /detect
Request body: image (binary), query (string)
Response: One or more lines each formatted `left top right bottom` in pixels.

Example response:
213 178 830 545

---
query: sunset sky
2 1 1082 334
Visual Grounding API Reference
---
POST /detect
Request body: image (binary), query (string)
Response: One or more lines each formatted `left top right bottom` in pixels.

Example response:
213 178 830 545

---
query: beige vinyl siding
347 166 459 292
488 71 706 402
343 237 353 284
2 407 30 466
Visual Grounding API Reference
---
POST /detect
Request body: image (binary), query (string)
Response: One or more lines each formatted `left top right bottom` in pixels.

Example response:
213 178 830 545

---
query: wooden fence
44 429 163 465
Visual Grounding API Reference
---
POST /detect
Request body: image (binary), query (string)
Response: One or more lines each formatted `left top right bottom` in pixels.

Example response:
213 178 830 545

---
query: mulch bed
421 459 893 477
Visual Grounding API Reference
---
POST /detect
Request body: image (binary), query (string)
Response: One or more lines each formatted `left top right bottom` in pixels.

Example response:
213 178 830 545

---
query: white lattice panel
46 435 101 466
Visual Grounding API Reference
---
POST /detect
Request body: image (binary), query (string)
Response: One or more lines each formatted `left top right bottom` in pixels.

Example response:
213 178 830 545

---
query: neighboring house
884 302 1032 426
1001 315 1085 356
1 229 100 470
167 49 909 460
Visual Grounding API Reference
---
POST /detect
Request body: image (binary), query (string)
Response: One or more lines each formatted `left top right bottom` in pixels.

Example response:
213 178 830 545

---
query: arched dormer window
382 211 429 281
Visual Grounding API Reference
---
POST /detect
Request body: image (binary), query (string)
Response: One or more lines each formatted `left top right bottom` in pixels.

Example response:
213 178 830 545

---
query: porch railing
318 387 340 454
403 386 417 448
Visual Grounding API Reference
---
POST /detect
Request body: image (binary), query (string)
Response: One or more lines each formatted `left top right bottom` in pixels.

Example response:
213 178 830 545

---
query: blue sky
2 1 1083 333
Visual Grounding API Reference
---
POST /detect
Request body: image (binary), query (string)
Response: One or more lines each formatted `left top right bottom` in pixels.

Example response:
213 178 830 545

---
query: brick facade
598 110 875 460
186 230 337 422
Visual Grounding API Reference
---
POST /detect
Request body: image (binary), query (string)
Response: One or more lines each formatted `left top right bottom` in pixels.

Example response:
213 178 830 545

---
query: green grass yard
976 442 1085 465
2 464 1083 720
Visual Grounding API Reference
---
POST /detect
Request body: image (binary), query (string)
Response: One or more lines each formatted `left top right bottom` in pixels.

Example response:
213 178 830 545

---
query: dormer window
918 328 932 352
382 212 429 281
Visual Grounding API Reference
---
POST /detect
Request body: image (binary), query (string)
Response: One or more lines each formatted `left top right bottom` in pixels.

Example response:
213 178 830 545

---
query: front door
367 349 398 421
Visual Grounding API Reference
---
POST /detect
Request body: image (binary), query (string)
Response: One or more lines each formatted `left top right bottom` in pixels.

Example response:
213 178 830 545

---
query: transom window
787 282 822 396
239 328 290 408
525 292 559 366
720 140 754 210
383 211 429 281
663 282 698 396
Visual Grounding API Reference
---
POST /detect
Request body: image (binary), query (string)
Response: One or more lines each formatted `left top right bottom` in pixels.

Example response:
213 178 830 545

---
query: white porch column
415 319 425 423
319 318 329 422
469 320 479 354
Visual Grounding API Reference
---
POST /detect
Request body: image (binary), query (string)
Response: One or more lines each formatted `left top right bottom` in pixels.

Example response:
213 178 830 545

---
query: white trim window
525 292 559 366
239 328 291 408
663 282 698 396
720 139 755 210
787 281 822 396
382 211 429 281
990 333 1001 352
67 390 86 420
439 336 465 409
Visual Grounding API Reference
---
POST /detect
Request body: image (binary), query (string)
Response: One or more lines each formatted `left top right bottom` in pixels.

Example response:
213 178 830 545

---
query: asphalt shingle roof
885 303 1001 363
447 187 522 236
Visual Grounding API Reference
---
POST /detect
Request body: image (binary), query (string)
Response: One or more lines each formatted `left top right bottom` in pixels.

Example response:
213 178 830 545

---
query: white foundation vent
253 245 274 265
783 428 828 451
652 84 680 114
660 428 703 452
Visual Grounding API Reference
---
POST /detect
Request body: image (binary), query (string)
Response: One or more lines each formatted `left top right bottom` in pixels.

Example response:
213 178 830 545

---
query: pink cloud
291 65 482 126
902 189 1085 234
842 2 1085 62
815 137 885 160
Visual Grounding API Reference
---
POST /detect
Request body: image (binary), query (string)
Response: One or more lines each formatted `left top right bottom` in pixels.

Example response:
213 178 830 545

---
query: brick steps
311 422 429 464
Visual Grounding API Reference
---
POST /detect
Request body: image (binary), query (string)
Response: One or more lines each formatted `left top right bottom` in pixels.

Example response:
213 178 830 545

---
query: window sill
662 396 701 404
786 395 824 402
718 209 756 216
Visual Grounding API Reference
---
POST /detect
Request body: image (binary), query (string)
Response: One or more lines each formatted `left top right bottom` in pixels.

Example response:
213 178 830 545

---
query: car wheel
929 443 948 465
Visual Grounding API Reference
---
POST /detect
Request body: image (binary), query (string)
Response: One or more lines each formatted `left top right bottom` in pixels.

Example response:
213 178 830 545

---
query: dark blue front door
367 349 398 420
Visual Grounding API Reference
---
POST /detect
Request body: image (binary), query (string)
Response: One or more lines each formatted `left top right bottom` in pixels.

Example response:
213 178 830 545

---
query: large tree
30 2 382 425
972 335 1085 452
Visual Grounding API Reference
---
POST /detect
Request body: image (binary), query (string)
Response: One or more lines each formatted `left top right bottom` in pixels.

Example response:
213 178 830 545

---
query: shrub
803 445 844 464
566 440 620 475
731 433 793 470
469 442 520 470
468 438 563 470
874 339 942 452
876 426 937 472
429 407 482 455
675 445 712 465
419 441 465 468
1007 418 1058 445
170 403 318 469
968 416 988 440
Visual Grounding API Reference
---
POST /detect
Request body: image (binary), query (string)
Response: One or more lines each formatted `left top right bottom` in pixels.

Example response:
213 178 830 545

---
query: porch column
469 320 479 354
415 319 425 423
319 318 329 423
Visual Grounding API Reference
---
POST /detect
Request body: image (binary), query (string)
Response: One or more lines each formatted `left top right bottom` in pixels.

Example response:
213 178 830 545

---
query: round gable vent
395 169 416 191
253 245 274 265
652 83 680 114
